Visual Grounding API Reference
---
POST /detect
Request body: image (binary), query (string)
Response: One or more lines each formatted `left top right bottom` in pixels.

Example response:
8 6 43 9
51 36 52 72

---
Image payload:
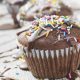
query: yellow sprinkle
19 58 25 61
52 22 55 25
50 8 53 12
31 0 36 4
34 26 40 30
25 32 31 36
40 22 45 25
52 0 57 4
55 16 60 20
23 32 29 36
19 55 25 61
48 21 53 25
46 31 50 37
39 10 42 14
20 12 25 16
48 0 57 5
60 22 64 24
65 16 69 18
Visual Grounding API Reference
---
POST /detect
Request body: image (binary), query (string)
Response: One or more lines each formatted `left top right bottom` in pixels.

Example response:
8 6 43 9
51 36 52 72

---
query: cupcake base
24 47 80 79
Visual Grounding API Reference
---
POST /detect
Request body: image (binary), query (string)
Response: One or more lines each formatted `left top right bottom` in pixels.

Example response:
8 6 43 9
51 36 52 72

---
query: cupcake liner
25 47 75 58
24 47 80 79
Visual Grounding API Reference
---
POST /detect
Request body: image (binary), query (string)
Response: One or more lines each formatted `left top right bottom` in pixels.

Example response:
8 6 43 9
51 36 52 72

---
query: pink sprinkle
69 73 72 79
44 15 51 20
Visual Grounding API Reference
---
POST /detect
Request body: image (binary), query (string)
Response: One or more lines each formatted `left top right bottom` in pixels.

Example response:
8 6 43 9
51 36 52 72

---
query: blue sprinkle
31 30 34 33
46 24 52 27
64 32 66 36
45 24 53 29
58 26 61 29
16 73 19 75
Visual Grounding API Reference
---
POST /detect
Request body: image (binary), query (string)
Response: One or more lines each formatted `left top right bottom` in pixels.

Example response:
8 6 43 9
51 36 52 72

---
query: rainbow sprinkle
24 15 80 42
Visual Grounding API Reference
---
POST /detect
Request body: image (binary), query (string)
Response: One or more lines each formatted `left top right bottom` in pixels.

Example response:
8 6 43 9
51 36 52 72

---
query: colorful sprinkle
26 32 31 36
16 72 19 75
34 26 40 30
58 34 60 40
46 31 50 37
22 15 80 43
63 32 66 36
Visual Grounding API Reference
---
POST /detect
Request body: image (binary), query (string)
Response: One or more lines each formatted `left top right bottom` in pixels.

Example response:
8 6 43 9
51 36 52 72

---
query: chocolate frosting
28 27 80 50
17 15 80 50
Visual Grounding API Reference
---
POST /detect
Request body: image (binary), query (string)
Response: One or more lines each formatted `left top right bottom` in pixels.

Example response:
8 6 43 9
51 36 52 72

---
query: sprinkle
58 17 64 22
48 21 53 25
58 34 60 40
24 15 75 42
16 72 19 75
55 16 60 20
34 26 40 30
46 19 48 25
66 37 70 42
31 29 34 33
67 28 70 34
64 32 66 36
74 37 77 42
32 21 38 25
34 16 39 20
61 28 66 31
26 32 31 36
46 31 50 37
69 72 72 79
45 24 53 28
51 16 53 23
70 25 73 28
65 16 69 19
31 0 36 4
58 26 61 29
50 8 53 12
39 21 45 26
60 21 64 24
48 0 57 5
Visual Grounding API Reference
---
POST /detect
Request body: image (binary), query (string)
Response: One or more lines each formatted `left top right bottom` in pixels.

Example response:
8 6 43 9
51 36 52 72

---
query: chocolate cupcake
17 15 80 79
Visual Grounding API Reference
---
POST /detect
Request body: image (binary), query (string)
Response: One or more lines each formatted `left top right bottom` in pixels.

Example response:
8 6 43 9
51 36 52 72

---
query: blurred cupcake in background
17 15 80 79
17 0 73 27
3 0 28 28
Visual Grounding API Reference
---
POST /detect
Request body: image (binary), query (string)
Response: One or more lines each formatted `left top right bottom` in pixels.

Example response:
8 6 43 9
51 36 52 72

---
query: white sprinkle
74 37 77 42
58 34 60 40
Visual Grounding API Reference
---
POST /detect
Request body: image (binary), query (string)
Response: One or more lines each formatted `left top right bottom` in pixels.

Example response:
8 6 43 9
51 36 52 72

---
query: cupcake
17 15 80 79
4 0 27 28
17 1 72 26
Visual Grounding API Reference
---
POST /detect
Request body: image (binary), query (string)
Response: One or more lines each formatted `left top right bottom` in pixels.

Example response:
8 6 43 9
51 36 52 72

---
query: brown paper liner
24 47 80 79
